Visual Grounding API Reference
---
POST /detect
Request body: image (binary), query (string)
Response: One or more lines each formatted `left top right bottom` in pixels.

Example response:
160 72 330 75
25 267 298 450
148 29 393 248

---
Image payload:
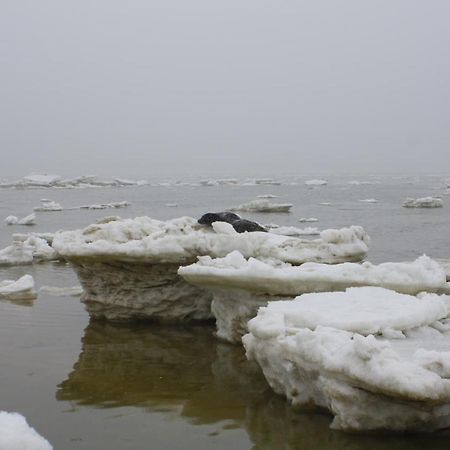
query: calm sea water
1 174 449 449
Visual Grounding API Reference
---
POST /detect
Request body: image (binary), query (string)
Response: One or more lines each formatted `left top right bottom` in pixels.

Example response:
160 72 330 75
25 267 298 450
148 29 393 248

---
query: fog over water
1 0 450 177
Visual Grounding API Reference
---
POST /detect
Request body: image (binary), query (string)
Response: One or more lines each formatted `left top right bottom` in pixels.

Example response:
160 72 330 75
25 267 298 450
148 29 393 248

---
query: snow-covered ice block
179 254 446 342
298 217 318 223
0 411 52 450
23 173 61 187
403 197 443 208
33 199 63 211
5 214 36 225
305 179 327 186
53 217 369 322
243 287 450 432
0 235 58 266
231 199 293 213
0 275 37 301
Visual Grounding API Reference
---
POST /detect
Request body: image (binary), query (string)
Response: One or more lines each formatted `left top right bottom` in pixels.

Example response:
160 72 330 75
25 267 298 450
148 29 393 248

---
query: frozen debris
298 217 318 223
4 214 36 225
359 198 378 203
52 217 370 266
266 225 320 236
231 199 293 213
257 194 278 199
39 285 83 296
23 173 61 187
0 235 58 266
305 179 327 186
0 411 52 450
180 253 446 298
4 215 19 225
78 201 130 210
33 200 63 211
243 287 450 432
403 197 443 208
0 275 37 301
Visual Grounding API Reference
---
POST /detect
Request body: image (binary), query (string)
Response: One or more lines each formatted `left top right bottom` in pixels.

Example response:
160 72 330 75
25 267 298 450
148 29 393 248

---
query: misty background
1 0 449 178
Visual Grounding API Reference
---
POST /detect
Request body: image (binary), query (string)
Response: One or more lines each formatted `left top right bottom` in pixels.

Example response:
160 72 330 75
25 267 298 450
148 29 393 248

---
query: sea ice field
1 173 450 449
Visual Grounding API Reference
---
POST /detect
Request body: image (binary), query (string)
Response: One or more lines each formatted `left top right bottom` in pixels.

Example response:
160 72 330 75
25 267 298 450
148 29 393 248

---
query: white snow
243 287 450 432
52 217 369 265
179 253 446 297
403 197 443 208
0 275 37 301
305 179 327 186
266 225 320 237
231 199 293 213
0 412 52 450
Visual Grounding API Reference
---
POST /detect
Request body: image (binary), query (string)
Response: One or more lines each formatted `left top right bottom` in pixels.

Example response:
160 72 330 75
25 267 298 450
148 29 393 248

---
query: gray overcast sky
1 0 450 178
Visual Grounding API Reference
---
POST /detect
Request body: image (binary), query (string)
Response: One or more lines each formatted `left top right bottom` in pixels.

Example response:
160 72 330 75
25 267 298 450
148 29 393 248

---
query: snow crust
231 199 293 213
0 411 52 450
243 287 450 432
403 197 443 208
179 253 446 297
0 275 37 301
53 217 369 265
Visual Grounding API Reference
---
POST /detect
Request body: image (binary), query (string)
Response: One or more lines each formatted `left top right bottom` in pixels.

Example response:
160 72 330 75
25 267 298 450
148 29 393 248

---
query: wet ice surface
1 175 450 448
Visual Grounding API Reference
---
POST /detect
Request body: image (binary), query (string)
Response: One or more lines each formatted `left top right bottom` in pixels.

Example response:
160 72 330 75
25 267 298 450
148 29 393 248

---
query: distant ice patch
231 199 293 213
403 197 443 208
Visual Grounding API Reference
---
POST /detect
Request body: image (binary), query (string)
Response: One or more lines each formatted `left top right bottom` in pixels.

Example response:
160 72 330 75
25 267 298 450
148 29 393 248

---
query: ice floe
243 286 450 432
33 199 63 211
4 213 36 226
359 198 378 203
77 201 130 210
0 411 52 450
298 217 318 223
305 179 327 186
0 234 58 266
266 225 320 236
0 275 37 301
179 253 446 342
52 217 369 321
403 197 443 208
231 199 293 213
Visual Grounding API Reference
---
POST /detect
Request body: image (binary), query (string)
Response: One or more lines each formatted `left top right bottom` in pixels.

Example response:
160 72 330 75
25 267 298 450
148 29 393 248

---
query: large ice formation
231 199 293 213
243 286 450 432
179 253 446 343
4 213 36 226
0 411 52 450
52 217 369 321
403 197 443 208
0 275 37 301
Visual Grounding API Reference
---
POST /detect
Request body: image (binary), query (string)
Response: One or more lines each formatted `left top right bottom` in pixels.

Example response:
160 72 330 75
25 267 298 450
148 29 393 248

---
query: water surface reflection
58 321 450 450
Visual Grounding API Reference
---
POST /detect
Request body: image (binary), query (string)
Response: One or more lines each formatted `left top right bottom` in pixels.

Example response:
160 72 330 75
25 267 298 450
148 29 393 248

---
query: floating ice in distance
33 200 63 211
0 275 37 301
0 235 57 266
179 253 446 296
165 203 178 207
4 215 18 225
305 179 327 186
231 199 293 213
319 202 332 206
359 198 378 203
4 214 36 225
0 411 52 450
403 197 443 208
257 194 278 199
78 201 130 210
23 173 61 187
298 217 318 223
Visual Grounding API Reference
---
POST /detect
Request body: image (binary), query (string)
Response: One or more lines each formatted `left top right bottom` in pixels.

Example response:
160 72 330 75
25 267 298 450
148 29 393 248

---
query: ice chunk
5 214 36 225
403 197 443 208
5 215 18 225
0 235 58 266
359 198 378 203
23 173 61 187
305 179 327 186
0 275 37 301
298 217 318 223
231 199 293 213
243 287 450 432
267 225 320 236
33 200 63 211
